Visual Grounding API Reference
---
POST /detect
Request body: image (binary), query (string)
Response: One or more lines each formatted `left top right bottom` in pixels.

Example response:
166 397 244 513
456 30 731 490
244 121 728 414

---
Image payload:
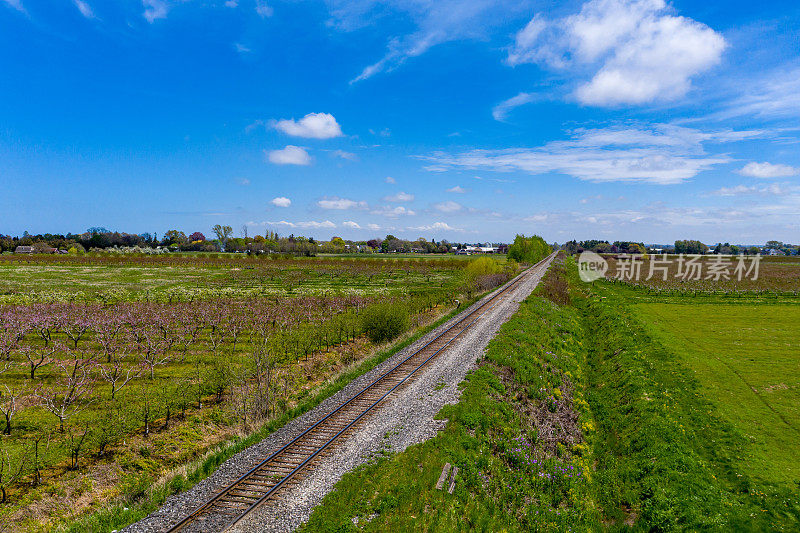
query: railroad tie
448 466 458 494
435 462 451 490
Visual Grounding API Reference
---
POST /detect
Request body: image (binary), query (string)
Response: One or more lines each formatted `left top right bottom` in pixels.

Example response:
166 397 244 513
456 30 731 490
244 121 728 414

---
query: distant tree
86 227 111 235
675 240 709 255
212 225 234 251
507 234 550 263
188 231 206 242
163 230 187 245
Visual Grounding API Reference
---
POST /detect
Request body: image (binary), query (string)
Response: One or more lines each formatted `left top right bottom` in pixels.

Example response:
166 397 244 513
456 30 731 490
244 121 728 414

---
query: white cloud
370 205 416 218
333 0 526 83
267 145 311 166
383 191 414 202
73 0 94 18
710 184 788 197
738 162 799 179
237 177 251 186
270 197 291 207
524 213 549 223
143 0 167 23
508 0 726 106
256 0 272 17
385 176 396 184
407 221 461 232
3 0 24 12
432 200 462 213
492 92 537 121
421 123 759 184
447 185 467 193
234 43 251 54
368 223 381 231
716 67 800 120
342 221 361 228
267 220 336 229
224 0 237 6
273 112 343 139
317 197 368 210
332 150 357 161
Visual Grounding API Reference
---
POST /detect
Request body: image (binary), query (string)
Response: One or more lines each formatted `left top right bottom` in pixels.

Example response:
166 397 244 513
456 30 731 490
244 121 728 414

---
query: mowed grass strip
633 302 800 486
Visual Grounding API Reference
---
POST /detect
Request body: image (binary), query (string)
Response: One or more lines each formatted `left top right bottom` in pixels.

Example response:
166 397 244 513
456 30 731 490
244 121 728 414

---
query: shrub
360 303 409 344
465 256 502 276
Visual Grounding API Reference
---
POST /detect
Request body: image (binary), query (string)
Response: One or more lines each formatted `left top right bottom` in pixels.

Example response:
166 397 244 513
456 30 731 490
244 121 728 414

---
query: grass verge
300 255 601 531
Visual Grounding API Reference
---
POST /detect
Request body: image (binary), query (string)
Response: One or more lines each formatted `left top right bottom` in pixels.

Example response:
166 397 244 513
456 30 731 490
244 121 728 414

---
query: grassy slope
633 302 800 486
301 259 599 532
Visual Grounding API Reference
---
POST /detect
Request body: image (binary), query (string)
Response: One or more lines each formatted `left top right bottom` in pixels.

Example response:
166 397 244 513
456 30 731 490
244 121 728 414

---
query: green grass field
634 302 800 486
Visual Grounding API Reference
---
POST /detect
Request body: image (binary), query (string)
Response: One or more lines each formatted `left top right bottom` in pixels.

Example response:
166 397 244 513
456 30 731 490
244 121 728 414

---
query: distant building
14 245 56 254
766 248 785 256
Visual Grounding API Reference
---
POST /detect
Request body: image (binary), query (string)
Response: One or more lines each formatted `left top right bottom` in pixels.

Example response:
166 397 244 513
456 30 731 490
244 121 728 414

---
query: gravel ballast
125 256 553 533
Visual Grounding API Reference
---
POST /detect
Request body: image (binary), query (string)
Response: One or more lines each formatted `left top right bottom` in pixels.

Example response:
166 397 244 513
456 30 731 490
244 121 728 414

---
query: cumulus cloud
267 145 311 166
421 123 759 184
447 185 467 193
432 201 462 213
73 0 94 18
273 112 343 139
143 0 167 22
407 221 461 232
383 191 414 202
270 197 291 207
267 220 336 229
492 92 537 121
385 176 396 184
368 223 381 230
507 0 726 106
370 205 416 218
738 162 799 179
342 221 361 228
317 197 368 210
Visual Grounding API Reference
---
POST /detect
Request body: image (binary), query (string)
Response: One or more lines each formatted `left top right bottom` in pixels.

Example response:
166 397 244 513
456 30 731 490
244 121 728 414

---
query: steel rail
165 253 553 533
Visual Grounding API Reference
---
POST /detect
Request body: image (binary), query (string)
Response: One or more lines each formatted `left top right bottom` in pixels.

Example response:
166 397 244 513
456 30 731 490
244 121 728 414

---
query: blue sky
2 0 799 244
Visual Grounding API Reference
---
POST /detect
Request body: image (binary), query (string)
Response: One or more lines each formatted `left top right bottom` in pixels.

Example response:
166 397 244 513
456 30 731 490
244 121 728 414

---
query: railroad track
166 253 554 533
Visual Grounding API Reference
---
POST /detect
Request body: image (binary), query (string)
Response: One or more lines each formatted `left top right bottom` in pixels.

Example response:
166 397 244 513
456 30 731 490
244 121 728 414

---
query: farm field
0 253 515 531
0 254 468 304
601 254 800 293
633 302 800 486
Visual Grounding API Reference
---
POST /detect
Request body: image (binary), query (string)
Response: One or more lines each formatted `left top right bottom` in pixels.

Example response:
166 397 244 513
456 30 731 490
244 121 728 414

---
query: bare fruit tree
35 356 97 432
